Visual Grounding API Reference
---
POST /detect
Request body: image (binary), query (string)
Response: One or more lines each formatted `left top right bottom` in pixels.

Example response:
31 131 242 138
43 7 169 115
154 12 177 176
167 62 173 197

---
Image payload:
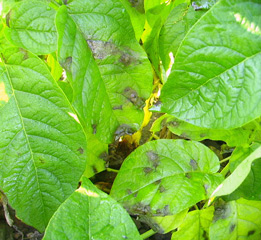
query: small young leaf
4 0 57 54
212 144 261 197
43 177 142 240
111 139 223 217
160 0 261 129
209 198 261 239
171 207 214 240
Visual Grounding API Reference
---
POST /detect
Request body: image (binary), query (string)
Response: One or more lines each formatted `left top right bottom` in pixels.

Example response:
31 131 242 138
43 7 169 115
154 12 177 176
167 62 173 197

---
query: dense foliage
0 0 260 239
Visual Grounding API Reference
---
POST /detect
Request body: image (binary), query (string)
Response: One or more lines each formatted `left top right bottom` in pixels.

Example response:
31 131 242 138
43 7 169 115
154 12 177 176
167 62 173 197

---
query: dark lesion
77 147 84 154
122 87 145 109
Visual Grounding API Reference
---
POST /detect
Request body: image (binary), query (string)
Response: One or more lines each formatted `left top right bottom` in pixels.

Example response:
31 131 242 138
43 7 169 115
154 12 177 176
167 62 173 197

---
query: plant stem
141 229 156 239
221 163 230 177
220 156 230 163
106 168 119 173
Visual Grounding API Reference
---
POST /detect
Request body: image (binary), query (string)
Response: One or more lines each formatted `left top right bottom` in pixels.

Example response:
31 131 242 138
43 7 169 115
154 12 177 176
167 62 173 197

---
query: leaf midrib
4 65 47 226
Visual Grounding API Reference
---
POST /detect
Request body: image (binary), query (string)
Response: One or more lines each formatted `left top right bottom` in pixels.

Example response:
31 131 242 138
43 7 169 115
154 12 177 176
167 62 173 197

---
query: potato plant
0 0 261 239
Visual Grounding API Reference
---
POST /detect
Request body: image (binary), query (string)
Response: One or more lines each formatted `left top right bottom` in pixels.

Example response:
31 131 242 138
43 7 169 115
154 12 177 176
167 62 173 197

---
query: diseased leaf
0 51 87 231
151 114 261 147
209 198 261 240
4 0 57 55
56 5 118 143
111 139 223 218
160 0 261 129
212 144 261 197
171 207 214 240
43 177 142 240
66 0 153 131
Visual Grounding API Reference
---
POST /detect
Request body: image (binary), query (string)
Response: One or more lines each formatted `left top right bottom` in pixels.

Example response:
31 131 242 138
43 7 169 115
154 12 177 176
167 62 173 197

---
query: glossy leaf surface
0 51 87 231
111 139 223 217
43 177 142 240
4 0 57 54
160 0 261 129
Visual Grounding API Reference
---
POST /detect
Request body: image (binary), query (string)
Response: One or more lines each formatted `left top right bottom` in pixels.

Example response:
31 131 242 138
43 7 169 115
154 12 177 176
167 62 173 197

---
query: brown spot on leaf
200 133 207 138
204 184 209 195
154 179 161 185
133 192 138 197
133 202 151 215
92 124 97 134
119 53 132 66
92 165 98 174
39 158 45 164
19 48 29 60
122 87 145 108
77 147 84 154
112 105 123 110
248 230 255 236
230 224 236 233
190 159 198 170
99 151 108 160
213 204 230 222
167 121 179 127
163 205 170 216
159 185 166 193
146 151 159 161
185 173 191 179
143 167 153 175
60 56 72 70
146 150 160 168
126 189 132 195
6 11 12 27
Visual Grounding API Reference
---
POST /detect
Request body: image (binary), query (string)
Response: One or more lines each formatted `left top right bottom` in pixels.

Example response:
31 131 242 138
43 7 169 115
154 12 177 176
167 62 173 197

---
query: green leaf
142 1 179 76
171 207 214 240
225 158 261 201
0 51 87 231
4 0 57 55
66 0 153 132
140 209 188 234
212 144 261 197
151 114 261 147
160 0 261 129
111 139 223 217
159 4 205 72
43 177 142 240
56 5 118 143
119 0 145 40
83 134 108 178
223 143 261 201
209 198 261 239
